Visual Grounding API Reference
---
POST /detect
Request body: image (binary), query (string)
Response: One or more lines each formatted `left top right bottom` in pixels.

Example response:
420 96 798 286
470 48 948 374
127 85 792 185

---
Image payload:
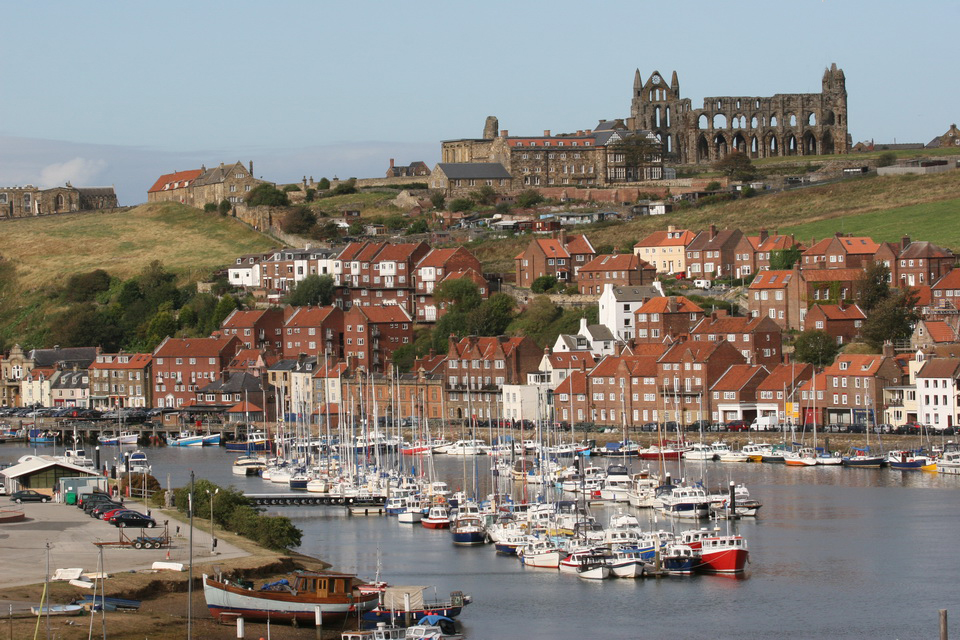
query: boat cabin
290 572 359 597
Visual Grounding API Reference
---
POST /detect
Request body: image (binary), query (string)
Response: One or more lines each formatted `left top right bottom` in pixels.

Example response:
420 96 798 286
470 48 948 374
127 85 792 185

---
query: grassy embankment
469 164 960 274
0 202 280 347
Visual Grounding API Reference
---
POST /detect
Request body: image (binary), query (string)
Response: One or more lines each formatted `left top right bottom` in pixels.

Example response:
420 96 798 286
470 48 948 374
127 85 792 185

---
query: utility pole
188 471 194 640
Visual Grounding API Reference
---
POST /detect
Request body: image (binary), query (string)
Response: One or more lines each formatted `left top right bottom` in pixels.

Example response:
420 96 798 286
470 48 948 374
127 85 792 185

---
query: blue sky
1 1 956 205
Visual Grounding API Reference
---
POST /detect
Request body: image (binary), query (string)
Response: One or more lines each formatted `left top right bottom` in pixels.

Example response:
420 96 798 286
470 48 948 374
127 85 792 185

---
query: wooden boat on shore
202 571 378 624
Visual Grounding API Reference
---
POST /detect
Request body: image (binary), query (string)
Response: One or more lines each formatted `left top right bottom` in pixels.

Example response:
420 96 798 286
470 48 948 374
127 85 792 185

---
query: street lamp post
206 488 219 554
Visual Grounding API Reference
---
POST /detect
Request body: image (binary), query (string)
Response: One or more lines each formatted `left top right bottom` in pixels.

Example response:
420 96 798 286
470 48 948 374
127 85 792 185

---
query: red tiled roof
801 239 833 256
710 364 767 392
441 268 486 287
579 254 650 273
412 354 447 373
901 241 954 260
749 270 795 289
555 370 587 395
838 236 879 254
637 296 703 314
89 353 152 370
415 248 461 269
547 352 597 369
691 315 771 334
353 305 411 323
629 343 670 357
565 234 595 255
624 354 659 377
933 270 960 290
312 362 349 378
635 229 697 248
812 304 866 321
756 363 814 391
916 358 960 379
824 354 885 377
924 320 958 343
802 268 866 283
338 242 369 262
227 401 263 413
535 239 570 259
285 306 338 328
148 169 203 193
912 285 933 306
221 309 268 329
154 336 237 358
451 336 527 359
375 242 427 263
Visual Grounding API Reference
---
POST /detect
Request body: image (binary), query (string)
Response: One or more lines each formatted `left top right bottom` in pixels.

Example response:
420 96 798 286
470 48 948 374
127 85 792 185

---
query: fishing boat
886 449 932 470
605 548 646 578
450 515 487 546
232 455 266 476
31 604 83 616
28 429 59 444
203 571 378 624
660 543 700 575
518 538 562 569
740 442 769 462
783 446 819 467
658 485 711 520
127 449 152 474
406 615 465 640
683 443 718 461
717 448 749 463
842 446 885 468
362 587 470 626
98 430 139 446
225 430 270 453
398 505 424 524
168 430 221 447
422 505 451 530
695 535 750 573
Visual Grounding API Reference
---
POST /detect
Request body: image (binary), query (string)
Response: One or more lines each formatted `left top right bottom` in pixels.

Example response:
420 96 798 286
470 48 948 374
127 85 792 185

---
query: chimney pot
543 130 551 137
389 158 395 168
500 129 509 137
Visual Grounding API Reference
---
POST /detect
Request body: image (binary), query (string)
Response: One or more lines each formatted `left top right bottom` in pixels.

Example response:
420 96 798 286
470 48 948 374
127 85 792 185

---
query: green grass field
781 197 960 248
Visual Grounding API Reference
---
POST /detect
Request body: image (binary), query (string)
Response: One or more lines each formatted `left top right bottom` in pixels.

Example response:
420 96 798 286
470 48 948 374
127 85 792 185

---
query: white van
751 415 779 431
693 279 712 289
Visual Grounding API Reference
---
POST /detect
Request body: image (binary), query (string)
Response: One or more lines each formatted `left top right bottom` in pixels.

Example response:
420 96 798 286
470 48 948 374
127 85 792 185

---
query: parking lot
0 499 247 588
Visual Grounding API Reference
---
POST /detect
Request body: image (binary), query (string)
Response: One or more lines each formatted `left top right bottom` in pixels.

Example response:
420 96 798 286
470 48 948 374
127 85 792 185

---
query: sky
1 1 956 206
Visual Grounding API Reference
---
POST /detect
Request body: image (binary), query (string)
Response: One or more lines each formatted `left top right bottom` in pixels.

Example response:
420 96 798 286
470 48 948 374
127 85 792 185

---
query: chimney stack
901 235 911 250
709 224 717 240
759 228 769 243
249 160 253 175
544 130 551 137
500 129 509 137
559 228 568 245
882 341 895 358
389 158 395 168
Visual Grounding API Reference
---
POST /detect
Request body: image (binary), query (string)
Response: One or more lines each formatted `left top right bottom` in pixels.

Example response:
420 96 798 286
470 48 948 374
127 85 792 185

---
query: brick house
655 338 746 426
747 270 804 330
797 352 902 426
343 305 413 372
333 241 430 313
514 230 596 288
690 311 783 369
538 350 596 389
282 306 345 359
755 362 815 425
633 296 704 343
581 352 666 429
259 248 337 301
895 239 956 288
744 230 802 273
801 235 879 271
804 303 866 345
911 319 960 350
710 364 769 423
151 336 242 409
633 226 698 274
220 308 288 352
684 226 746 280
413 246 485 322
88 352 153 409
802 267 866 310
443 336 541 421
554 370 590 425
577 254 656 294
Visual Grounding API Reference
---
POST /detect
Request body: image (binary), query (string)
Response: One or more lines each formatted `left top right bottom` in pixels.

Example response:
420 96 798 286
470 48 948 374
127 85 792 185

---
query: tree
713 151 757 181
281 207 317 235
245 183 289 207
469 185 497 206
793 329 840 367
435 278 482 312
610 133 662 181
311 220 342 241
531 275 558 294
203 202 217 213
859 289 920 350
876 151 897 168
705 181 721 192
449 198 473 212
318 177 331 190
857 261 891 312
516 190 544 208
218 199 231 216
407 218 429 235
508 296 562 347
348 220 365 237
285 274 335 306
466 293 516 336
769 247 802 271
331 179 357 196
64 269 112 302
145 310 178 348
212 294 238 329
429 191 446 210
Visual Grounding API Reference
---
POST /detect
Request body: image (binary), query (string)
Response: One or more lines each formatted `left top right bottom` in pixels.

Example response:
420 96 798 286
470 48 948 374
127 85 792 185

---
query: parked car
663 421 680 432
726 420 750 432
10 490 50 503
103 508 136 523
111 512 157 528
77 492 111 508
83 495 119 514
686 420 712 432
91 501 125 519
639 422 658 432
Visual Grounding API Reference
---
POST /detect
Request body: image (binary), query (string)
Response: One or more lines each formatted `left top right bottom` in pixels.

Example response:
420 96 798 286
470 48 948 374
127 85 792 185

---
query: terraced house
147 161 266 208
515 230 596 288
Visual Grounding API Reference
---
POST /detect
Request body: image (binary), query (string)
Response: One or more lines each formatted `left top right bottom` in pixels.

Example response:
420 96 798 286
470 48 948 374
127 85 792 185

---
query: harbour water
4 442 959 638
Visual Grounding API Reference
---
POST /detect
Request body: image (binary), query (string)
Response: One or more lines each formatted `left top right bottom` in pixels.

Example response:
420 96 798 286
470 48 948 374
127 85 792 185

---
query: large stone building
627 64 849 163
0 183 118 218
147 161 266 208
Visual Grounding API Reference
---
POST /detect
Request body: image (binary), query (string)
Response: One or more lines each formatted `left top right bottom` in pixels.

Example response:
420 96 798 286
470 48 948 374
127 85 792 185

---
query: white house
537 351 596 389
915 357 960 429
502 372 553 422
227 253 266 288
598 282 663 341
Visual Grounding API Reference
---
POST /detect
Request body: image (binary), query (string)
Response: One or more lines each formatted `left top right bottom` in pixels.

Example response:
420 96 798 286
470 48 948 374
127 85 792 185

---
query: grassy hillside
469 168 960 272
0 202 279 347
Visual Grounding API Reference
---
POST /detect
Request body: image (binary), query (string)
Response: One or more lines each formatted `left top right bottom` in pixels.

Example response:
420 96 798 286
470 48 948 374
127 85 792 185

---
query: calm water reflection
4 443 959 639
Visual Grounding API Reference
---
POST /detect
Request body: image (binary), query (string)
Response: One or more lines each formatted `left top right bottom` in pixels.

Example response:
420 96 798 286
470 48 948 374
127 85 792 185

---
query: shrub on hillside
531 275 558 293
282 207 317 235
64 269 112 302
246 183 289 207
449 198 473 212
